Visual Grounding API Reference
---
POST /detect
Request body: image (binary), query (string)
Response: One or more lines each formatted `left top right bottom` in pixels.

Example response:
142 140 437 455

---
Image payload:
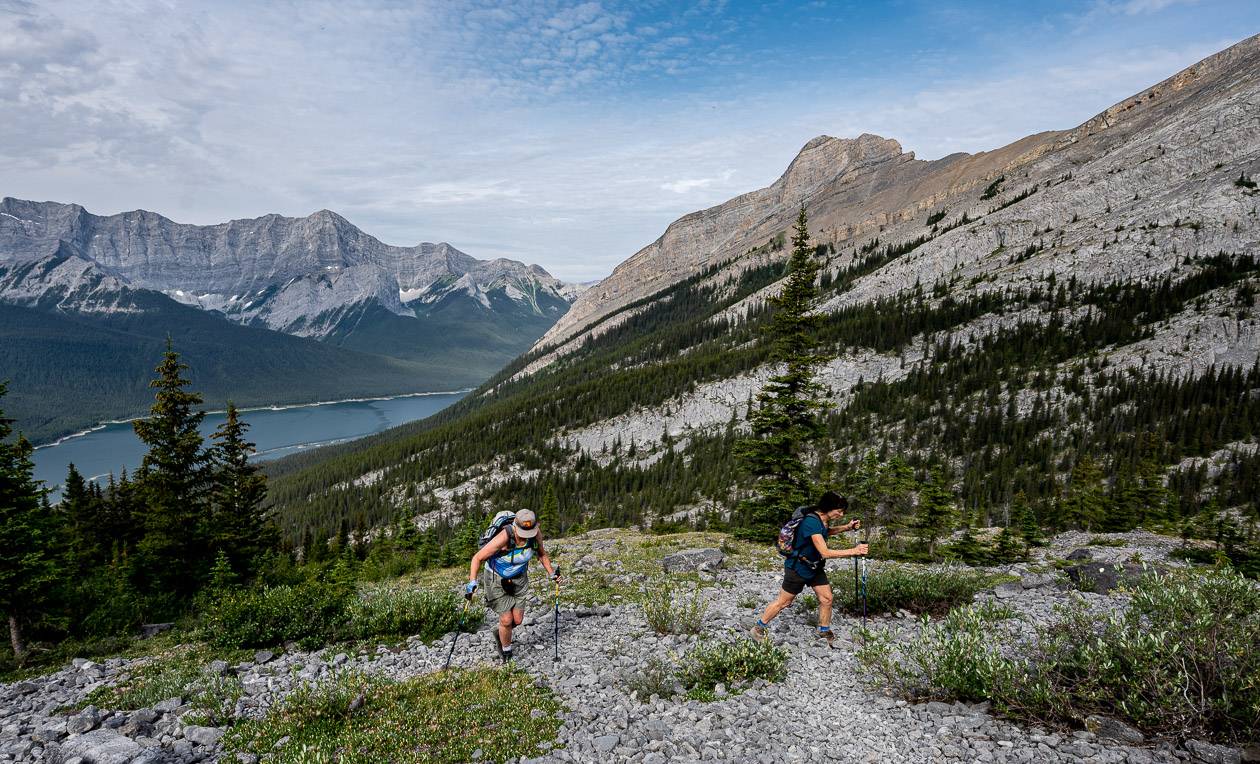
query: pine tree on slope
0 385 59 659
734 206 830 541
209 402 275 580
132 342 213 600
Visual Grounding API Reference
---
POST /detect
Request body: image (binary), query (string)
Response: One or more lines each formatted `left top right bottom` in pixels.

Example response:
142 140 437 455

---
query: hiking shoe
493 628 504 659
501 650 514 664
816 629 835 646
750 623 768 642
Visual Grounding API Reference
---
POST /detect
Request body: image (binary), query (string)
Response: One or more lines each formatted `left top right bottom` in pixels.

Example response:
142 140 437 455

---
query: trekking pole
859 526 869 634
444 595 471 671
851 526 860 617
553 575 560 663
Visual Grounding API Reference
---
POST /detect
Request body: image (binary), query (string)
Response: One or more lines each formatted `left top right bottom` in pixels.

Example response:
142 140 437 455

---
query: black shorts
782 566 829 595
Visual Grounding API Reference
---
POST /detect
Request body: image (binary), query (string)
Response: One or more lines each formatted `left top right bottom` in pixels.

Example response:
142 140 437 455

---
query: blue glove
464 581 478 600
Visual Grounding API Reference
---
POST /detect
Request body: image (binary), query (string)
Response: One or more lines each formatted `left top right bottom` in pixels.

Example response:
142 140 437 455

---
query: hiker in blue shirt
751 491 866 645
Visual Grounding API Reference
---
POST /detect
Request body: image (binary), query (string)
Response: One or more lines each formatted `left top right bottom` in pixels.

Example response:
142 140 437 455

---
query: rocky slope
537 32 1260 366
0 530 1250 764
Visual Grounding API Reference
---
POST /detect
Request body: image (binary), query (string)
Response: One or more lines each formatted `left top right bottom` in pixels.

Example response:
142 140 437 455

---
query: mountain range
0 201 582 442
262 33 1260 545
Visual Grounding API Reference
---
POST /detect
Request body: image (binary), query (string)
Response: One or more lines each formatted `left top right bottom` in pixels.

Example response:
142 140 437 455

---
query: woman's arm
536 534 559 578
468 529 507 582
811 534 868 559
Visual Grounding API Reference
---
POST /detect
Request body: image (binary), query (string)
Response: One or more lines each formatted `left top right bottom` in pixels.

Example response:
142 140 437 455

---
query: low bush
859 567 1260 743
678 638 787 701
641 579 708 635
627 655 680 701
343 586 462 643
838 562 1011 617
225 667 563 764
202 580 349 650
202 581 463 650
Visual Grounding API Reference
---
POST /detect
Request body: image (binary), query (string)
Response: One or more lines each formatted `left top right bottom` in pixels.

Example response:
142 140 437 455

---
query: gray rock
253 650 275 665
1020 573 1057 589
51 729 143 764
1064 561 1151 594
66 707 100 735
1066 548 1094 562
138 623 174 639
993 582 1023 599
594 735 620 753
661 548 724 573
183 725 225 747
153 697 183 713
1085 715 1145 745
1185 739 1242 764
206 660 231 676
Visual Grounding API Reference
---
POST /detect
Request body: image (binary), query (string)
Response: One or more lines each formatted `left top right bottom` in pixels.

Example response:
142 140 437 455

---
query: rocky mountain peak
778 133 906 205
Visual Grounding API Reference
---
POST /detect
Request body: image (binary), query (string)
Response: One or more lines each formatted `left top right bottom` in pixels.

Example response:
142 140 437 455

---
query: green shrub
343 585 462 643
839 563 1010 617
859 567 1260 743
641 579 708 635
202 580 349 650
677 638 787 699
225 667 563 764
627 656 679 701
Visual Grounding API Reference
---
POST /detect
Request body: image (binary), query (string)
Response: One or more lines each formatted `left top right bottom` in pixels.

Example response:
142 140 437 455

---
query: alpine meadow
1 6 1259 764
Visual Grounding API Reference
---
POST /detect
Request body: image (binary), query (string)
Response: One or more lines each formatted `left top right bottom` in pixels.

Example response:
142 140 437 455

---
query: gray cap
514 509 539 538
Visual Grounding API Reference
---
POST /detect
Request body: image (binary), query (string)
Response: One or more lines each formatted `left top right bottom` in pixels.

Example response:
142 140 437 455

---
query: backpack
775 507 811 560
478 510 518 549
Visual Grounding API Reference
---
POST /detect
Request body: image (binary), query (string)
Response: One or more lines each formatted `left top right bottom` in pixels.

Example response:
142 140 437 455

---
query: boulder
661 548 724 573
1084 715 1145 745
138 623 173 639
183 725 225 747
1185 739 1243 764
1064 561 1149 594
993 582 1023 599
1020 573 1057 589
1065 548 1093 561
51 729 143 764
66 707 100 735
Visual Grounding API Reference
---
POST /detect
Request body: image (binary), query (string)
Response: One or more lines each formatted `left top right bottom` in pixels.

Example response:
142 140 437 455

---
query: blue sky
2 1 1257 281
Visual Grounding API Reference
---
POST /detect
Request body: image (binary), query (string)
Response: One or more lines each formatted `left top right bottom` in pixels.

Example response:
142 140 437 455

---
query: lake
33 391 466 497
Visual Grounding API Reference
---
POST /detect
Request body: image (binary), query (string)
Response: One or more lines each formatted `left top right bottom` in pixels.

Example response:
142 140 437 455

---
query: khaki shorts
480 568 530 615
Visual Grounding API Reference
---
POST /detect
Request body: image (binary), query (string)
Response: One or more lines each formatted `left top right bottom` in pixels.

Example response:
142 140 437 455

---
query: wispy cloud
1 1 1256 281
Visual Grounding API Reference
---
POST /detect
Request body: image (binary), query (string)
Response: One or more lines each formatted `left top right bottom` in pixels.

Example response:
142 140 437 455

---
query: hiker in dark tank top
751 491 867 645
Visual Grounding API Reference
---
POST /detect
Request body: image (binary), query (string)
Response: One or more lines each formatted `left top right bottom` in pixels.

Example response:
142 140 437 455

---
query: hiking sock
756 619 769 629
816 625 830 633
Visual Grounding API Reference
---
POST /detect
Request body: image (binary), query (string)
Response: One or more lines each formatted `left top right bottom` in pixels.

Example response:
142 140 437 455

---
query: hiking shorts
481 568 530 615
782 566 829 595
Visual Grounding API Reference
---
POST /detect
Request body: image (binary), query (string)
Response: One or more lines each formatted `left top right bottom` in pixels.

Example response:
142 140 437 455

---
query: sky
2 1 1258 281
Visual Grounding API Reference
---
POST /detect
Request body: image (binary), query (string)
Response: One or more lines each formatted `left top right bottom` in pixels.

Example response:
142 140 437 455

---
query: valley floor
0 530 1246 764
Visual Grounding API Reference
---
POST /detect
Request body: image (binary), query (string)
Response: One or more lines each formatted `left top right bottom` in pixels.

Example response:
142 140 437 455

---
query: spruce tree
537 483 561 537
0 386 59 659
735 206 829 540
913 466 956 559
208 403 274 580
132 342 212 599
1063 456 1108 531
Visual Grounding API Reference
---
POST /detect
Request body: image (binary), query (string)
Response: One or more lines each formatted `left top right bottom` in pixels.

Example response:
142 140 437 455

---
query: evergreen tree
913 466 956 559
734 206 829 540
61 463 104 571
0 386 59 659
537 483 561 537
208 403 274 580
1063 455 1108 531
992 525 1026 562
1011 492 1043 546
132 342 213 599
948 522 988 565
